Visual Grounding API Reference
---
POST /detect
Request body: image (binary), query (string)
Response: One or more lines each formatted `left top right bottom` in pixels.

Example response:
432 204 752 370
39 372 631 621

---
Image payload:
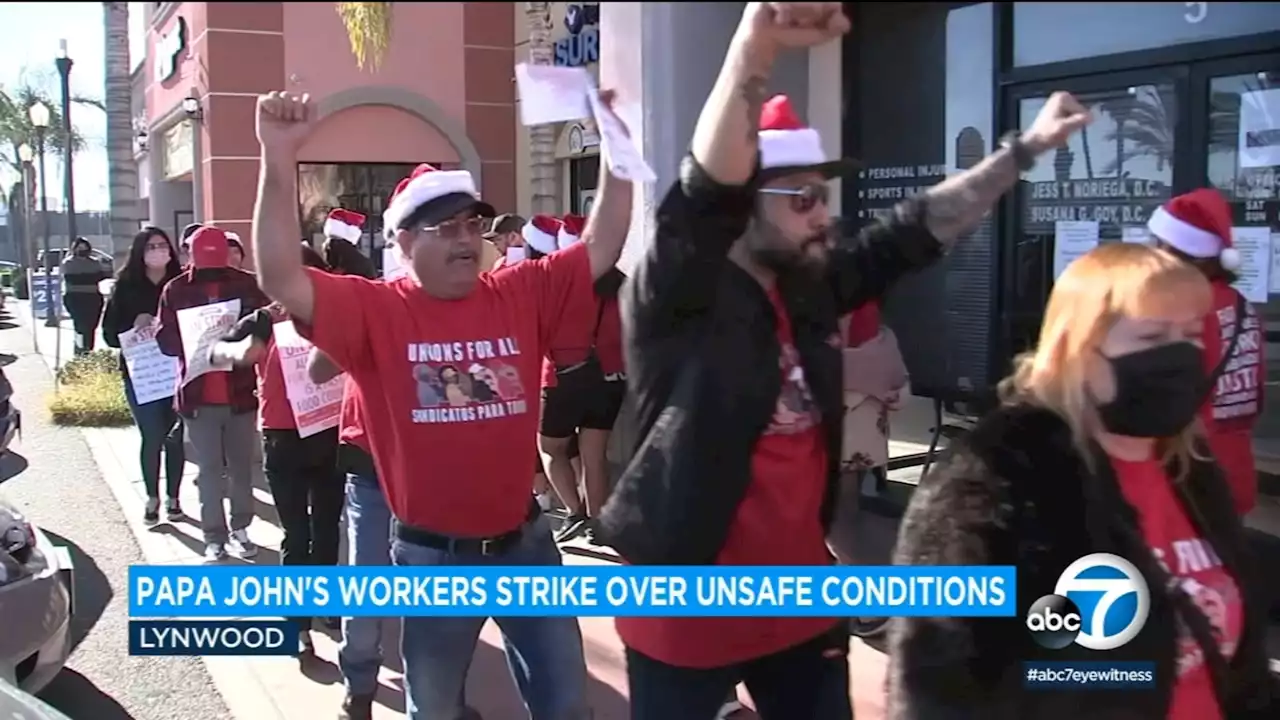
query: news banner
125 564 1154 690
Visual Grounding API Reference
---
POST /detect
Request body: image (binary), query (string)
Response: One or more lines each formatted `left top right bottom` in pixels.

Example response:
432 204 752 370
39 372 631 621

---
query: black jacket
597 156 943 565
889 402 1277 720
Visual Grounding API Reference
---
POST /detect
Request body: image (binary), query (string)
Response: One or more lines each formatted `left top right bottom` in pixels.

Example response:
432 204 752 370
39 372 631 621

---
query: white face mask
144 249 171 268
505 245 526 264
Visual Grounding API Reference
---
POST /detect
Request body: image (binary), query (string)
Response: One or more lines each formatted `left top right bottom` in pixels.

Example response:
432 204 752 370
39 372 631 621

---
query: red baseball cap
190 226 230 269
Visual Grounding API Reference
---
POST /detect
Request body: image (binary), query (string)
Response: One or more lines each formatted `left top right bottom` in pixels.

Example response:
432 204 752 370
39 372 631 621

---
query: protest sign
119 325 179 405
273 320 343 437
176 299 241 385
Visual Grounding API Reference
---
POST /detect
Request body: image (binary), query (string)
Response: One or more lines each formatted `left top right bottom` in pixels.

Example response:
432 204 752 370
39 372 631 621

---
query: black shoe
555 514 589 543
581 519 602 546
143 497 160 526
338 691 375 720
165 498 185 522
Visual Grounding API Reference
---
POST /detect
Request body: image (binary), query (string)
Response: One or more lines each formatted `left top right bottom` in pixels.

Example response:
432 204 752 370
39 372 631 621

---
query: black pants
123 371 183 500
262 427 343 632
64 292 103 355
626 624 853 720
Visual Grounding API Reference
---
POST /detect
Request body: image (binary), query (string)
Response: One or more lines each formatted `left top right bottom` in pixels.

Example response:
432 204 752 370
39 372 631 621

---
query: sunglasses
418 216 484 240
758 183 830 214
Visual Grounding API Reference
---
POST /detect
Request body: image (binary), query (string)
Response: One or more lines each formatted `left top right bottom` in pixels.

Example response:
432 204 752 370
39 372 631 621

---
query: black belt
394 499 540 556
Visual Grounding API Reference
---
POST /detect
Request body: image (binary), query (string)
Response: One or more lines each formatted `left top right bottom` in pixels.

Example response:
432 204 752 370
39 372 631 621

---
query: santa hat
1148 189 1240 271
382 164 496 240
522 215 562 255
759 95 859 178
558 214 586 250
324 208 366 244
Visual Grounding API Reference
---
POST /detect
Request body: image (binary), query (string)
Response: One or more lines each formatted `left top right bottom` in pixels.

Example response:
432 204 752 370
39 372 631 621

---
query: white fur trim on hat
557 227 581 250
1219 247 1241 271
324 217 363 244
522 223 558 255
1147 206 1224 259
382 170 478 239
760 127 827 170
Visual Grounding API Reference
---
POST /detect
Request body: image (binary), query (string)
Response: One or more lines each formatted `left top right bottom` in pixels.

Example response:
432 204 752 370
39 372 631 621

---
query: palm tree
0 84 99 216
1099 87 1176 177
526 2 556 214
336 2 392 71
103 1 137 258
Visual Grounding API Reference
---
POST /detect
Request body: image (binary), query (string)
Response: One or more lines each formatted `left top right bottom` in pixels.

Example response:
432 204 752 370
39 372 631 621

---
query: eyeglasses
417 216 484 240
758 183 830 214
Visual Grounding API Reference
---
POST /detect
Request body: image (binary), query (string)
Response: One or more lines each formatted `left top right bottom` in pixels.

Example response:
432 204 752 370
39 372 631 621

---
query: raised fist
742 3 849 50
256 91 313 156
1024 92 1093 156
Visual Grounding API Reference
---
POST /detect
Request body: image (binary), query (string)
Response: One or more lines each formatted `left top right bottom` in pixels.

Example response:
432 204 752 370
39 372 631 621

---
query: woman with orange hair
888 243 1276 719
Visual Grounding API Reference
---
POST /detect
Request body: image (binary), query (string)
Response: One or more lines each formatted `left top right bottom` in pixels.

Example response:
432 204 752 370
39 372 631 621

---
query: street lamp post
17 143 37 353
29 102 56 334
54 40 74 370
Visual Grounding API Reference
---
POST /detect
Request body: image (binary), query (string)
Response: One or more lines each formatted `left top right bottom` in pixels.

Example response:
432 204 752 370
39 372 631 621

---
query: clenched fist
742 2 849 50
256 91 313 156
1023 92 1093 156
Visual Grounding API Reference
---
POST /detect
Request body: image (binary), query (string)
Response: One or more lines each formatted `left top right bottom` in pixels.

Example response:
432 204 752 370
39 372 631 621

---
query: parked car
0 677 71 720
0 367 20 455
0 501 73 693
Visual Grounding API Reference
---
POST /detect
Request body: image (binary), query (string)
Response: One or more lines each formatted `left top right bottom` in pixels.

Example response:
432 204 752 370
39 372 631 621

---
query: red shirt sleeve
293 267 381 373
494 243 595 356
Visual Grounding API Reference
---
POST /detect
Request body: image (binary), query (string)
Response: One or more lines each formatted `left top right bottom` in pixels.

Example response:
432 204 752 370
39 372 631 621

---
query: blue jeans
123 371 184 501
393 513 591 720
339 472 392 696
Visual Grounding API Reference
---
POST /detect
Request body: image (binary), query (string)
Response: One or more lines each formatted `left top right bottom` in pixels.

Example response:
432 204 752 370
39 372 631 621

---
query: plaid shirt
156 267 269 417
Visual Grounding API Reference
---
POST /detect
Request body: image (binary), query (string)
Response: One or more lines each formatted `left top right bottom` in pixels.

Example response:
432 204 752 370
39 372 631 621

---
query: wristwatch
999 131 1037 173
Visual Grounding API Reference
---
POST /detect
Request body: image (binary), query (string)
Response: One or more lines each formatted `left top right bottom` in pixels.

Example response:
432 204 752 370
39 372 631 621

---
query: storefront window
568 155 599 215
1013 2 1280 68
1008 83 1177 355
298 162 457 271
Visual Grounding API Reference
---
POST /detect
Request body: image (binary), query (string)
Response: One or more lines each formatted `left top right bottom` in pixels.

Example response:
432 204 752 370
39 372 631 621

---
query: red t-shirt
845 301 881 348
339 378 368 453
256 334 295 430
1200 281 1263 515
541 295 624 387
296 243 595 537
1111 456 1243 720
616 287 836 668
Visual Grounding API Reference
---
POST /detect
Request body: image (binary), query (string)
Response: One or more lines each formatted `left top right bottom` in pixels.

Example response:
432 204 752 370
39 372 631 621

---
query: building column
600 1 809 271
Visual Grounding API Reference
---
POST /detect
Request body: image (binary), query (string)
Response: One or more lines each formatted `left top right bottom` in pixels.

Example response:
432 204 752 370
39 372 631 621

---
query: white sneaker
204 542 228 563
715 700 744 720
228 529 257 559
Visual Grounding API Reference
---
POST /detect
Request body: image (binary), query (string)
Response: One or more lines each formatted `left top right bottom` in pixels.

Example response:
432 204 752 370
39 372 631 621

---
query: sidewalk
15 301 889 720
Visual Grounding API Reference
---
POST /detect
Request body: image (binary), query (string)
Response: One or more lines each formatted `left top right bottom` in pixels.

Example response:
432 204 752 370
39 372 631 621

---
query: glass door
999 67 1192 361
1190 54 1280 445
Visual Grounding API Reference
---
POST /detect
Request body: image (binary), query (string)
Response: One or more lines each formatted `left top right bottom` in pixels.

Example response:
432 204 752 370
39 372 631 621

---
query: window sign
554 4 599 68
154 16 187 83
1014 2 1280 68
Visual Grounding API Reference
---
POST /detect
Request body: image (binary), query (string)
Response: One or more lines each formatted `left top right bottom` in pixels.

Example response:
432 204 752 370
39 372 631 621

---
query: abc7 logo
1025 553 1150 651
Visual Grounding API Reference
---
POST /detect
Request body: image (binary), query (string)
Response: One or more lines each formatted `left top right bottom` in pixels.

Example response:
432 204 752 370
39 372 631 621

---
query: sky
0 2 147 213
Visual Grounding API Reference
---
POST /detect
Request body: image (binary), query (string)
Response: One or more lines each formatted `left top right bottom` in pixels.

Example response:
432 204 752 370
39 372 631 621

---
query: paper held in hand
176 299 242 385
514 62 655 183
273 320 344 438
119 325 179 406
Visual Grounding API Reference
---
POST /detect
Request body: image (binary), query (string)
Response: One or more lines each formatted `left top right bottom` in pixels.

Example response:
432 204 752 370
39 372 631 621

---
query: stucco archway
312 86 484 186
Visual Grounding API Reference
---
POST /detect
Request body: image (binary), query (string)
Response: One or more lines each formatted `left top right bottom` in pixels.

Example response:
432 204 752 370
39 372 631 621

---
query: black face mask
1096 341 1207 438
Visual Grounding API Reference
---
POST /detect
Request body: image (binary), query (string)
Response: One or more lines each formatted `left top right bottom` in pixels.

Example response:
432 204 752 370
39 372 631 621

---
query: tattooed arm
623 19 780 340
825 92 1092 313
688 27 775 186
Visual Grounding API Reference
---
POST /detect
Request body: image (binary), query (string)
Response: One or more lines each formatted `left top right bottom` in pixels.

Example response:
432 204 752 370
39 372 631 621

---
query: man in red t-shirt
248 88 632 720
1148 188 1266 516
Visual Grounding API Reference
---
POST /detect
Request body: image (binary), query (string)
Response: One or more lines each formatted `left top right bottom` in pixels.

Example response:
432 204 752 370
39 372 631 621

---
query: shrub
48 349 134 427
